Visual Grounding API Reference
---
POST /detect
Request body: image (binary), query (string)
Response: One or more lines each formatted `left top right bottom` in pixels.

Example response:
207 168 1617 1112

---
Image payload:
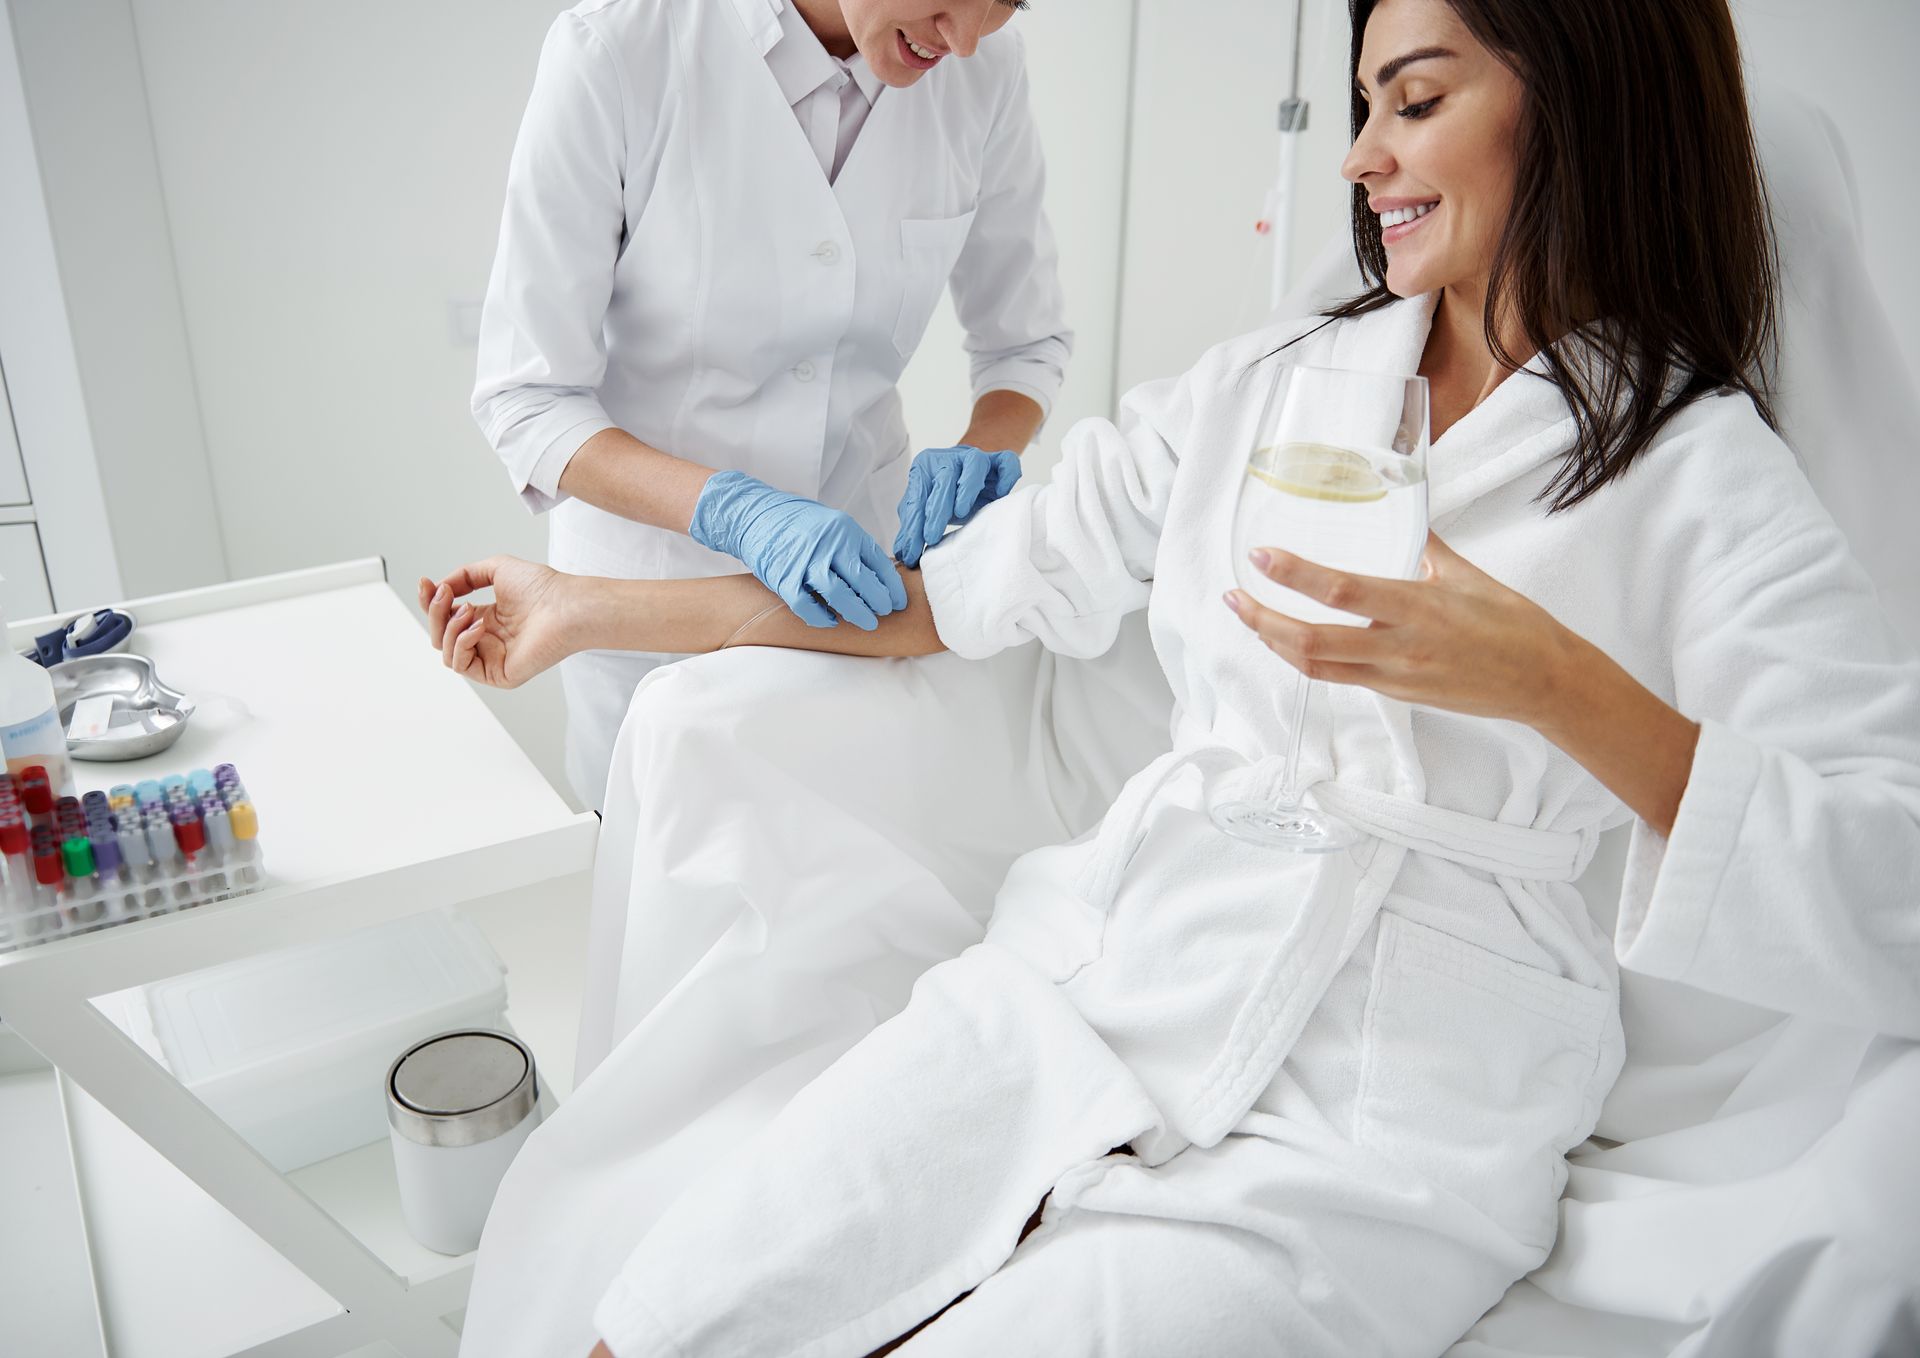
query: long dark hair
1325 0 1779 511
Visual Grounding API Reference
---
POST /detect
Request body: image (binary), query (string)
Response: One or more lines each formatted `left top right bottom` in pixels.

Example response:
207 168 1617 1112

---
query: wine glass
1212 363 1430 852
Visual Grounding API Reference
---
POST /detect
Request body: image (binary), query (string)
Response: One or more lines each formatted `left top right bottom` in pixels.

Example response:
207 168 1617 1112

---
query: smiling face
1342 0 1526 302
801 0 1027 87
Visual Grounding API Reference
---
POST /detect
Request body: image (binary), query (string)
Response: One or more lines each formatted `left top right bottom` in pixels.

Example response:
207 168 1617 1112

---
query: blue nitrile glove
891 445 1023 567
688 471 907 630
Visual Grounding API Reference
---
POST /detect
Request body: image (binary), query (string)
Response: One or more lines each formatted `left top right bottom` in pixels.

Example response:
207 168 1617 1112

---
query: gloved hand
891 445 1022 568
688 471 907 629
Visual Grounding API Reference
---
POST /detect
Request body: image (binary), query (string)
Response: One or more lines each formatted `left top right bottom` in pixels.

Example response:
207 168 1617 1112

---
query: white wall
10 0 227 599
1731 0 1920 378
111 1 1134 801
1116 0 1354 394
1117 0 1920 397
123 0 573 794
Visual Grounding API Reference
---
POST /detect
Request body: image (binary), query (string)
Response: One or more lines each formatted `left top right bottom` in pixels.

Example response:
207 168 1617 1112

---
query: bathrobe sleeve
1615 464 1920 1037
917 364 1193 661
470 14 629 514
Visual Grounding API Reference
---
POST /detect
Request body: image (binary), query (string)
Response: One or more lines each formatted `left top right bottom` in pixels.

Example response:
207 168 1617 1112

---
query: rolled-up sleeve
472 14 628 514
947 33 1072 422
1614 496 1920 1037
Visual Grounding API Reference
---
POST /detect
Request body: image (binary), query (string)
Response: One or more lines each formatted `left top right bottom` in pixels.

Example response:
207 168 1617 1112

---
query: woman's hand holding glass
1225 532 1580 727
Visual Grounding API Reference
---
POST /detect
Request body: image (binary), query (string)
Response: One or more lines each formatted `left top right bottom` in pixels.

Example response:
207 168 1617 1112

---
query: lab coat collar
725 0 784 55
759 0 883 111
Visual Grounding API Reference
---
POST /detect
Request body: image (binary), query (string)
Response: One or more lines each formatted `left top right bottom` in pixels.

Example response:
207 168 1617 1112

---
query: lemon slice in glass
1249 443 1388 503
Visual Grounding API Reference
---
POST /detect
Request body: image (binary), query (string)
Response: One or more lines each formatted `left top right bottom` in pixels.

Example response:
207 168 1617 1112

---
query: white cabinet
0 559 598 1358
0 522 52 618
0 358 53 621
0 357 30 505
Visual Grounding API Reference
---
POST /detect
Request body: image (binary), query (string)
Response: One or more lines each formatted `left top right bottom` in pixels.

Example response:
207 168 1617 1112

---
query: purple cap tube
90 829 122 877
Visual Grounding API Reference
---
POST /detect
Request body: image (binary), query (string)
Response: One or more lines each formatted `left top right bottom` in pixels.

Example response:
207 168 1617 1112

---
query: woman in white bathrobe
424 0 1920 1352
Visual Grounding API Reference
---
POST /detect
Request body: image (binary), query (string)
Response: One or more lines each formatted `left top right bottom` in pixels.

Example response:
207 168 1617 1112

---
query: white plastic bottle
0 592 77 798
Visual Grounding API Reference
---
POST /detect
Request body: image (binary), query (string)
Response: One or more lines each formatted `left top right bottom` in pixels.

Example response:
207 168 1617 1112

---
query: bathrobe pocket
1355 912 1616 1252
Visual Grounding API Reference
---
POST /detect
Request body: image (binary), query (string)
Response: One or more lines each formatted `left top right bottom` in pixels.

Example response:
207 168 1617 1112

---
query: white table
0 559 598 1357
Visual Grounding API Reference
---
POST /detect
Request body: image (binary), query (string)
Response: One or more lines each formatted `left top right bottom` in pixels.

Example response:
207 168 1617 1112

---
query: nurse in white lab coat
426 0 1920 1353
470 0 1069 807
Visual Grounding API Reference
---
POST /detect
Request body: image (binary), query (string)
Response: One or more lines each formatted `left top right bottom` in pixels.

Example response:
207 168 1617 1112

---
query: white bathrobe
558 295 1920 1356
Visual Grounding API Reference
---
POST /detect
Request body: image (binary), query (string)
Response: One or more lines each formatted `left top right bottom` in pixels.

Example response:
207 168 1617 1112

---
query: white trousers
460 621 1171 1358
559 648 680 812
594 931 1589 1358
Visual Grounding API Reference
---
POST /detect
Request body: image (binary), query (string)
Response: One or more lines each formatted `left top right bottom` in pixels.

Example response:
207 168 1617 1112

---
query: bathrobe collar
1319 293 1579 521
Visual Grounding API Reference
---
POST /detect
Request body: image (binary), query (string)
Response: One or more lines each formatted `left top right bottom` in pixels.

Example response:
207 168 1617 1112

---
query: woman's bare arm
418 556 943 690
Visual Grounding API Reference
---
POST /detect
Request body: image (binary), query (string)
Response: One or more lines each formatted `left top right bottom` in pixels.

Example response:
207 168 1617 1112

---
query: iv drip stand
1257 0 1311 312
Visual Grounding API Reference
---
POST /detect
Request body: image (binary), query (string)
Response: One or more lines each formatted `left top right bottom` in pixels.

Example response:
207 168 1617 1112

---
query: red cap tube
33 835 64 885
21 768 53 816
173 817 206 855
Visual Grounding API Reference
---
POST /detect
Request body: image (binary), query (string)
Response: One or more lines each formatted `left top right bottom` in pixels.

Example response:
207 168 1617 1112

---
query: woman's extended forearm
571 568 947 658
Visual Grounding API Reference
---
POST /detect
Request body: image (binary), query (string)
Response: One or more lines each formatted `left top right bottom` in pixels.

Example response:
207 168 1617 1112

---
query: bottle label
3 705 75 794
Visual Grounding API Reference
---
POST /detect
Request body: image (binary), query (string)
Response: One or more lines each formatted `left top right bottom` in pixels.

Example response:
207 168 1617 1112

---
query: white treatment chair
578 83 1919 1357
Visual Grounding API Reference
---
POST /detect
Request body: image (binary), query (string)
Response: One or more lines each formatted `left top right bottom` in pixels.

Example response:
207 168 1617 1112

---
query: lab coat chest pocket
1355 913 1617 1253
892 211 977 357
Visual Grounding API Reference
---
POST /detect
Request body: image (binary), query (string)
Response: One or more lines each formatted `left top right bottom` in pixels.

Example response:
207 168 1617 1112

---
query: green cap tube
62 835 96 878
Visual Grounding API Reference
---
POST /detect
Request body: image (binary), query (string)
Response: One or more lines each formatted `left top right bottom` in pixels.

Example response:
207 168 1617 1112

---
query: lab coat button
792 360 816 382
812 240 840 265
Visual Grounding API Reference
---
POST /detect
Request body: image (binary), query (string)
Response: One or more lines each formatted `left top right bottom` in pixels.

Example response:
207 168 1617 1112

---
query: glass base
1209 800 1362 853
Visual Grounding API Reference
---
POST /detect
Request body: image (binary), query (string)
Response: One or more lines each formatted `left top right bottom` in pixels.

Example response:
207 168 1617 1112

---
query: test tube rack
0 764 267 956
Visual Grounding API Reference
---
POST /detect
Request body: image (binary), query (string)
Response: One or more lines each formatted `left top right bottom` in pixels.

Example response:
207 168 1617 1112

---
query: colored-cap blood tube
135 780 164 807
91 828 122 878
1 814 34 927
61 836 101 924
203 801 233 855
144 809 176 868
228 801 260 868
32 827 66 930
118 818 150 873
21 768 52 819
171 803 206 857
89 830 131 919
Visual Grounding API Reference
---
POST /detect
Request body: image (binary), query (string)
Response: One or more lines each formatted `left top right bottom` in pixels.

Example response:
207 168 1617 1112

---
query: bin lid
387 1028 537 1147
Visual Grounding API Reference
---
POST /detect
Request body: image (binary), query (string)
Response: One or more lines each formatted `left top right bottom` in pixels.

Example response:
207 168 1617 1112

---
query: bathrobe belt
1071 744 1601 1152
1077 746 1596 910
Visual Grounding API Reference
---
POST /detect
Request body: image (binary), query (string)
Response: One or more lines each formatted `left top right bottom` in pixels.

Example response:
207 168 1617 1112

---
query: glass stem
1275 669 1312 811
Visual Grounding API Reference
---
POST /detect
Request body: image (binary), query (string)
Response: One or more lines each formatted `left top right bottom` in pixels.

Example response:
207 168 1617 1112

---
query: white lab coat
579 295 1920 1355
471 0 1070 805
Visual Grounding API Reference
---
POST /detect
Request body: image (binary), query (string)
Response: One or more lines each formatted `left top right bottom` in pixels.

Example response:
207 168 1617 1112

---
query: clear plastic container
144 910 511 1172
